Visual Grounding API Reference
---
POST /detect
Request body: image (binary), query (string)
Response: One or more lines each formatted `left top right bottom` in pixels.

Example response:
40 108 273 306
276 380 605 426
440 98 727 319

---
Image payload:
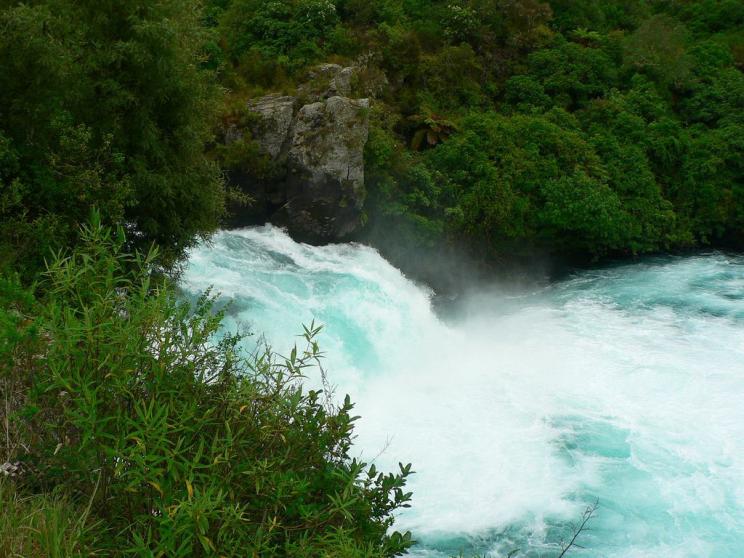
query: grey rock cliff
228 65 371 243
247 95 296 159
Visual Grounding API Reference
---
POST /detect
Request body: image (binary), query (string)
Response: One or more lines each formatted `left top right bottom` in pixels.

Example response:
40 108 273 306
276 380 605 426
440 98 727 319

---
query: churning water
182 226 744 558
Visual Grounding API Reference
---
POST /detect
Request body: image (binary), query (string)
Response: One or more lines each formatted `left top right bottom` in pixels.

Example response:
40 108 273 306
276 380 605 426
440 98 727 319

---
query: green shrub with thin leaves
1 217 413 557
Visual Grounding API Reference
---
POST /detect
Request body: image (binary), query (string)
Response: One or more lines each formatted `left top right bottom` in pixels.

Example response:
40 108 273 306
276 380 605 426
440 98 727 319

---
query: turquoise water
182 226 744 558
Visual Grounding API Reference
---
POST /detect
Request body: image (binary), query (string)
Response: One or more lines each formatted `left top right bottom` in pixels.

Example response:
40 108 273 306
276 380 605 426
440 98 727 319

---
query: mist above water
182 226 744 558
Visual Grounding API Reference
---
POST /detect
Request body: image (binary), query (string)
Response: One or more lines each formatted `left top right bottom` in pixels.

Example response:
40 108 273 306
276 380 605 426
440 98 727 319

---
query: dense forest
206 0 744 266
1 0 743 556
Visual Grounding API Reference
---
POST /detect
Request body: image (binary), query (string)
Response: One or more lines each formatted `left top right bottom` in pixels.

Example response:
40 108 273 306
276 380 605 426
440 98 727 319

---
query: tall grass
0 481 102 557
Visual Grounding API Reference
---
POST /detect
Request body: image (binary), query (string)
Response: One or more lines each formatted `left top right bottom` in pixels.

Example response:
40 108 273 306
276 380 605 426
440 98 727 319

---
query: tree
525 37 617 109
218 0 339 70
0 0 225 275
623 15 691 87
426 112 629 257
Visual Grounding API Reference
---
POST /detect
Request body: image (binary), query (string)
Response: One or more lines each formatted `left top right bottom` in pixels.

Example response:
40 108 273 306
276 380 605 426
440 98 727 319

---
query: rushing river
182 225 744 558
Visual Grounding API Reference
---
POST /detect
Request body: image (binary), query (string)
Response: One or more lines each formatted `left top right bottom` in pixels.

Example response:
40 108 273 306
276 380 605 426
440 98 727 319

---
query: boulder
228 65 371 243
280 96 369 241
297 63 354 99
247 95 296 158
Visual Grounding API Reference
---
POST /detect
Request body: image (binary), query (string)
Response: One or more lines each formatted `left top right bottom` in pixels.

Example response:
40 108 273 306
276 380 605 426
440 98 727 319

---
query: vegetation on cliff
206 0 744 262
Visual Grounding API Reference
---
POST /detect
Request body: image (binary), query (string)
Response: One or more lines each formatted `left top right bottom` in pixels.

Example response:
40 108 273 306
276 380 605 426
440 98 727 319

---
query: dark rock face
227 65 370 243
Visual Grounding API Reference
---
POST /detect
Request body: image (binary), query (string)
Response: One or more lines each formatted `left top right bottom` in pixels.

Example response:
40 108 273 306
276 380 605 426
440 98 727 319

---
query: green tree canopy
0 0 225 275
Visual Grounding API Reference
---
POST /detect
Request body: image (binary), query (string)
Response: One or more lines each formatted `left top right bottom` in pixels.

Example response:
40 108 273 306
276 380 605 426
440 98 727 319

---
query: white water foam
182 226 744 557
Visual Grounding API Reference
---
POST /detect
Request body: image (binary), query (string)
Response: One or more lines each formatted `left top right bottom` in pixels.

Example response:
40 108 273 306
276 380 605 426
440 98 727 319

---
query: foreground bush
1 219 413 557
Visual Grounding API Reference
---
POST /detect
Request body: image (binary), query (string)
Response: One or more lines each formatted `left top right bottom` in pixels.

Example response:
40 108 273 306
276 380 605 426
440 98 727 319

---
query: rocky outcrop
298 63 357 98
247 95 295 158
226 64 373 243
281 96 369 241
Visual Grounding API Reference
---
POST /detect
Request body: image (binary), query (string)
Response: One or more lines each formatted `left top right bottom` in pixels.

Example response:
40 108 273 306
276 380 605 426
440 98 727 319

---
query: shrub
220 0 339 70
1 217 414 557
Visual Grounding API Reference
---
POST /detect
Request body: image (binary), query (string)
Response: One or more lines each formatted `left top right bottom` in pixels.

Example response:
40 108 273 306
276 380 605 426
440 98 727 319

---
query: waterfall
183 225 744 558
